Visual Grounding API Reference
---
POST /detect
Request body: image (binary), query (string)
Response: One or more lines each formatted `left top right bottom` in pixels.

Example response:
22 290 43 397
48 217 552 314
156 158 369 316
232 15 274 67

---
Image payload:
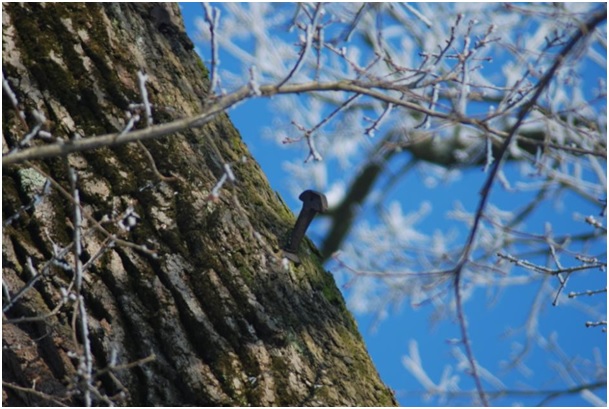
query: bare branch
2 381 69 407
68 167 93 407
202 2 221 95
137 70 153 127
277 3 322 88
450 9 607 405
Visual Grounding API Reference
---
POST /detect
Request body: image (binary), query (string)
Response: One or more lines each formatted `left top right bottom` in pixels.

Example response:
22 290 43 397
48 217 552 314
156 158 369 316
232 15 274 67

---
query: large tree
2 3 396 406
185 3 606 406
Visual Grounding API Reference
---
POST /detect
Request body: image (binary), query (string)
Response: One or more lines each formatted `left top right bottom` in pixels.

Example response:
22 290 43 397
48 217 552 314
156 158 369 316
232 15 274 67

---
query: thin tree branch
202 2 220 95
2 381 69 407
68 167 93 407
4 72 606 167
277 3 322 88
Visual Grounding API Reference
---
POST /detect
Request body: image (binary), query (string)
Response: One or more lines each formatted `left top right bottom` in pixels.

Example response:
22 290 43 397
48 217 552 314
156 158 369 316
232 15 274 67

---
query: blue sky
180 3 606 406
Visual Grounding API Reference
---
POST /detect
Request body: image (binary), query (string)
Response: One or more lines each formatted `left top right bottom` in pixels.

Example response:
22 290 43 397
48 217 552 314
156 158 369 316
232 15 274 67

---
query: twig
94 353 157 377
584 320 607 328
9 109 46 155
435 13 462 65
333 3 367 44
535 380 607 406
118 111 140 137
415 84 438 130
295 92 361 162
365 103 393 137
396 380 606 404
68 167 93 407
3 301 67 324
2 258 42 314
202 3 221 95
401 3 432 28
2 381 69 407
568 288 607 298
497 252 606 275
137 70 152 127
277 3 322 88
585 215 607 232
2 71 28 129
136 140 180 182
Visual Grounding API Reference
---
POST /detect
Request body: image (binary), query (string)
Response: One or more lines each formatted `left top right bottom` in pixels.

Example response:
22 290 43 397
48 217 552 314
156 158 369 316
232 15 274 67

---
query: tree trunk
2 3 396 406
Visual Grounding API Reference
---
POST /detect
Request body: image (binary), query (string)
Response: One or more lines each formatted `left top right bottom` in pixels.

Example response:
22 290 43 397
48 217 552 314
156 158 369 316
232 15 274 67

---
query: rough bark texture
2 3 396 406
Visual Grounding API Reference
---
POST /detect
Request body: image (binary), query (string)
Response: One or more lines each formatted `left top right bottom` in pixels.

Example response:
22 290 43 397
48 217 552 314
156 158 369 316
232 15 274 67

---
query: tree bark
2 3 396 406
